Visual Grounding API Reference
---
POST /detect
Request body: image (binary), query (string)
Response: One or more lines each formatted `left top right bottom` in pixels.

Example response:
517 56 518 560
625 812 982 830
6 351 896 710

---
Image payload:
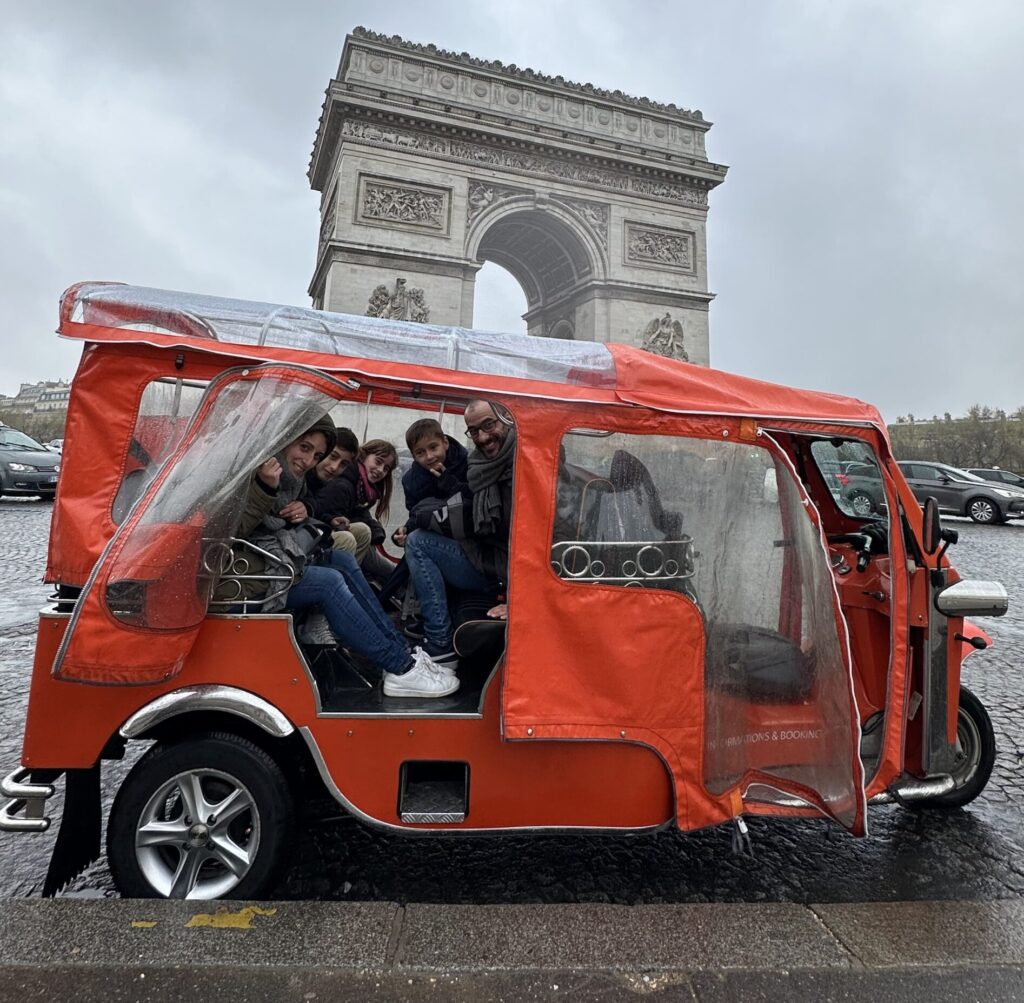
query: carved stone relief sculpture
366 278 430 323
625 223 695 271
358 176 450 234
467 180 528 223
561 198 609 251
641 313 688 362
342 117 708 208
319 194 337 256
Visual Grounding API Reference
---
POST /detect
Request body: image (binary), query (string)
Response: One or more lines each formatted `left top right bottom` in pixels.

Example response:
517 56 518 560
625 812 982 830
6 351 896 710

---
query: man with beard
403 399 514 668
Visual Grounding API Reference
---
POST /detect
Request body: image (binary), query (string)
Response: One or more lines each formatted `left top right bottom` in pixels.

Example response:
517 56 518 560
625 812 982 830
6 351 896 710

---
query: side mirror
922 496 941 555
937 475 951 484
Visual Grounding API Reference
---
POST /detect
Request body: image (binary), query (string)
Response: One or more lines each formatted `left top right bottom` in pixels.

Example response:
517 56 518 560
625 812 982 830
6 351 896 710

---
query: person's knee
406 529 426 556
348 521 372 559
327 548 359 574
332 529 357 554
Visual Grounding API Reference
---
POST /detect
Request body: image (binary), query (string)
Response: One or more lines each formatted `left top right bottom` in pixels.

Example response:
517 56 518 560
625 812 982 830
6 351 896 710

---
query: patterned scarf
467 426 516 536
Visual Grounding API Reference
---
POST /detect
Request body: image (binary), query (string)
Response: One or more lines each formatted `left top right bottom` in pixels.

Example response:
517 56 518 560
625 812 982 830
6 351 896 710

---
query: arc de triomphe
308 28 727 364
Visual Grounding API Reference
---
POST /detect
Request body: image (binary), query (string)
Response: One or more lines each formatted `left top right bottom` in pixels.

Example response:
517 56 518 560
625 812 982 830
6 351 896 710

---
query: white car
46 439 64 453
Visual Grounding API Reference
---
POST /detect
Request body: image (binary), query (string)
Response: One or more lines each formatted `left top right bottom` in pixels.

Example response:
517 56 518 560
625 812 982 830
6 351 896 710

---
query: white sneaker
412 645 457 679
298 612 336 647
383 653 460 698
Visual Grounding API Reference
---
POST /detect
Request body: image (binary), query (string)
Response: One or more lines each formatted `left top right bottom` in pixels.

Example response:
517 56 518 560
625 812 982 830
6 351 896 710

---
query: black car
967 467 1024 489
0 423 61 499
839 462 886 517
898 461 1024 524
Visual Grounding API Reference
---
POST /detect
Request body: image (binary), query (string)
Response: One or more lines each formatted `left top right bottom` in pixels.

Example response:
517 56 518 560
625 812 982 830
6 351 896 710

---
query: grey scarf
468 425 516 536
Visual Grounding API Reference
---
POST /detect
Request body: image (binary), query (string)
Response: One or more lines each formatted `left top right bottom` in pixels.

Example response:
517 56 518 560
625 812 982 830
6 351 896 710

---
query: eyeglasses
465 417 501 440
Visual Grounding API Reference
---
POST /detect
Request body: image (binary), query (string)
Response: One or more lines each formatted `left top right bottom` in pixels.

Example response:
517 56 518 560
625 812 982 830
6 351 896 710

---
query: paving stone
399 903 849 971
814 899 1024 967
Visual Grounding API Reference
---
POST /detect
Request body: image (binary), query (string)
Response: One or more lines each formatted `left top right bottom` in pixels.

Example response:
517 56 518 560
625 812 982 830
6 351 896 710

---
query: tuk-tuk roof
59 281 885 427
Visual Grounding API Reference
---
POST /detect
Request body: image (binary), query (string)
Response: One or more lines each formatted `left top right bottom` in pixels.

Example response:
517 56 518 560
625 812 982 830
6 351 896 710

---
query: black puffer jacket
310 463 385 544
401 436 470 531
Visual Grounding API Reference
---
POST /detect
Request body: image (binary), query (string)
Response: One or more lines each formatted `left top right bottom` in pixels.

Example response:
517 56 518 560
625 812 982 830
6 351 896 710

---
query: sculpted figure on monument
642 313 688 362
367 278 431 323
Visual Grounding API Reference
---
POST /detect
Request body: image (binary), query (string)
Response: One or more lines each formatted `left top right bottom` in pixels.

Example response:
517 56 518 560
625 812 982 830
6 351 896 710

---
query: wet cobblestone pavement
1 498 1022 903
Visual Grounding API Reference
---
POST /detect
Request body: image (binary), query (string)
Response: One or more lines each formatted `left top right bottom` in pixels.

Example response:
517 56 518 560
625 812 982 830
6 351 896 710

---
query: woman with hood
226 416 457 699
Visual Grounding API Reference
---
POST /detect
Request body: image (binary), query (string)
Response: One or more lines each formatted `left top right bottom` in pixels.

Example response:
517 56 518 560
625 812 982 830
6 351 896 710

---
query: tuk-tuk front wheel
914 686 996 810
107 732 294 899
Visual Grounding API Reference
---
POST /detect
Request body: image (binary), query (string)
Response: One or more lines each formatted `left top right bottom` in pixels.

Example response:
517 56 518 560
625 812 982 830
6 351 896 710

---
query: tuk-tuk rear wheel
107 731 294 899
912 685 996 810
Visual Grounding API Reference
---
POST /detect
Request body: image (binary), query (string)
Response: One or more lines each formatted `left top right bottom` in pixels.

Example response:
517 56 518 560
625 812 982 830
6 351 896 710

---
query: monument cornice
309 102 726 210
347 27 707 125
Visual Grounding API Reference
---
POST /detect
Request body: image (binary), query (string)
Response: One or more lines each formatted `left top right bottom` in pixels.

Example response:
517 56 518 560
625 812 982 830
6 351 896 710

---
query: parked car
0 423 61 499
839 462 886 517
898 461 1024 524
46 439 65 453
967 467 1024 489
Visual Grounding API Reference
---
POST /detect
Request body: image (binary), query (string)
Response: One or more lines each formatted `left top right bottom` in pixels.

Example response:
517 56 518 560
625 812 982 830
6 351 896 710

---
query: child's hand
257 458 282 489
331 515 351 530
392 526 408 547
486 603 508 620
429 463 446 478
279 500 307 523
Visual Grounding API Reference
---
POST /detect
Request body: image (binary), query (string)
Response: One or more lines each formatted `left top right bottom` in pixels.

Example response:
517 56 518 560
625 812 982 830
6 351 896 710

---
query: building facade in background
0 380 70 417
308 28 727 364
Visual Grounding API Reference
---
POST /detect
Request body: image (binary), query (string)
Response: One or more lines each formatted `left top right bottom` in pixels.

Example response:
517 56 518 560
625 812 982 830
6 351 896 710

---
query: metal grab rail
551 537 696 586
205 537 296 612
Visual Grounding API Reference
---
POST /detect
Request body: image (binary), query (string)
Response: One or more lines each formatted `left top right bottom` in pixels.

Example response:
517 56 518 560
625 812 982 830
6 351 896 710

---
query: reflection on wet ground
1 499 1022 902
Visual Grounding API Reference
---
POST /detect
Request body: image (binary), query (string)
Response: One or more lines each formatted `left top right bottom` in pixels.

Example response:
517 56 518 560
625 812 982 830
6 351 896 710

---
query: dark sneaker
401 617 426 641
422 639 459 672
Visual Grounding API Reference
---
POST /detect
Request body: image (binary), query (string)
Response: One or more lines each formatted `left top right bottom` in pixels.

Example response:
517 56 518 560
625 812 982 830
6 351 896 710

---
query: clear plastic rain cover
555 430 863 828
54 367 340 684
66 283 616 388
700 439 863 826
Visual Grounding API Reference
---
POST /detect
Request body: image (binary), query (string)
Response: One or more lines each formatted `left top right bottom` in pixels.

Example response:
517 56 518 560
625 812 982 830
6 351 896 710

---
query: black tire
967 496 1001 524
915 686 996 809
848 490 875 517
107 731 294 899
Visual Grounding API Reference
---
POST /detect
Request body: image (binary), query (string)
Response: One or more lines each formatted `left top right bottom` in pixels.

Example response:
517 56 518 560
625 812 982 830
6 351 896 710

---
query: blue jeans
285 549 410 674
404 530 493 648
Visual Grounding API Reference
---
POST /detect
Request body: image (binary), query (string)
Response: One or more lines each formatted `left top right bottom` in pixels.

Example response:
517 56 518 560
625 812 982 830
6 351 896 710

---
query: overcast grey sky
2 0 1021 421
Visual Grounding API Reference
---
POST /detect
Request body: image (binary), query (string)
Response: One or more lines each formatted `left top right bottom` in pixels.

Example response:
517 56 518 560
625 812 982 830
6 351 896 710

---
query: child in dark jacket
393 419 470 547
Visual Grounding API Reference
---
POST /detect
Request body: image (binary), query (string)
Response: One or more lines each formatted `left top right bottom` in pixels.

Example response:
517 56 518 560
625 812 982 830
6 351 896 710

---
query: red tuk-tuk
0 282 1008 899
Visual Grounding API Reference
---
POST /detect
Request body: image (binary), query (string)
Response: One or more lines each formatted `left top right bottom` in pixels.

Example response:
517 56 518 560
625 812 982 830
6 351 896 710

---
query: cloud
1 0 1021 422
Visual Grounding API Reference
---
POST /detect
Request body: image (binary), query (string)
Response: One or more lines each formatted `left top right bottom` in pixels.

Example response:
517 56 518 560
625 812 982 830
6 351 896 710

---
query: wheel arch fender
119 685 295 742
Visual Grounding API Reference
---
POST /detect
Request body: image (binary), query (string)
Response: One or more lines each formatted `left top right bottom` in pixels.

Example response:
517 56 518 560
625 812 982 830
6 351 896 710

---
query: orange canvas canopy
49 282 874 835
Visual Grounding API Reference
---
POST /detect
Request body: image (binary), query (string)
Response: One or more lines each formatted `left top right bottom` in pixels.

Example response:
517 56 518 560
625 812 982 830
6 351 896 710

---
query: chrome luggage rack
551 536 696 586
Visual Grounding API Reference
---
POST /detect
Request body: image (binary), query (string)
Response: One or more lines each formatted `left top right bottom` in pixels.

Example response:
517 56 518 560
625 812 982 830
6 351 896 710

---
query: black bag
410 493 470 540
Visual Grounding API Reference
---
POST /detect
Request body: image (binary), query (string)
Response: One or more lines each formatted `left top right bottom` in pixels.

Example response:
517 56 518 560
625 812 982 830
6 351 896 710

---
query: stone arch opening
468 203 603 340
473 261 528 334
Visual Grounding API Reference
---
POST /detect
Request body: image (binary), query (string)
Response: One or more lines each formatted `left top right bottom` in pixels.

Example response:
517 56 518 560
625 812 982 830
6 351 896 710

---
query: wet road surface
1 497 1022 903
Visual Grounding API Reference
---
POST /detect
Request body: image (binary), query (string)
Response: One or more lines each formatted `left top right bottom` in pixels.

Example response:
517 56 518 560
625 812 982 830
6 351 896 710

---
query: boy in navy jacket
393 418 470 546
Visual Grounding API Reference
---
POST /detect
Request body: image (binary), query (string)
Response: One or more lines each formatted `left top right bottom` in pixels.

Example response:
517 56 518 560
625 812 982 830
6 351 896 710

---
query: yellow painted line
185 905 278 929
131 921 158 929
